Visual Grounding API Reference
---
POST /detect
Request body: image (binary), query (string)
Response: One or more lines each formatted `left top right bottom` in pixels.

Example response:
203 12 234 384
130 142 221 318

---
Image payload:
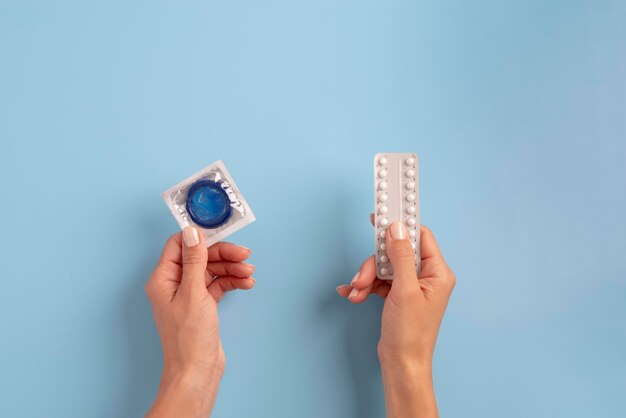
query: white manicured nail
183 227 200 247
350 272 360 286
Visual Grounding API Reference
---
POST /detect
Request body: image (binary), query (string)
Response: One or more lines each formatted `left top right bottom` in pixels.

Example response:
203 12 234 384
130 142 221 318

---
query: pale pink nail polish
348 288 359 299
389 221 406 240
350 272 360 286
183 227 200 247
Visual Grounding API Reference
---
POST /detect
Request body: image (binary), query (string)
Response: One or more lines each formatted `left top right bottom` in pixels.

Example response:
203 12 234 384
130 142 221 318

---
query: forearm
380 357 438 418
146 368 222 418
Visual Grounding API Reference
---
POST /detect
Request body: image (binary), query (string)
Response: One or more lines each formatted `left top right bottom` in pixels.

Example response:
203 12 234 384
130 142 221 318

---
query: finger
386 222 422 294
207 261 255 278
156 232 183 268
420 225 443 261
370 213 375 226
372 280 391 298
208 276 256 302
146 234 183 303
336 280 391 300
158 236 251 265
347 283 374 304
349 256 377 290
151 233 183 284
336 284 369 301
207 242 252 262
178 226 209 295
336 285 353 298
352 280 391 300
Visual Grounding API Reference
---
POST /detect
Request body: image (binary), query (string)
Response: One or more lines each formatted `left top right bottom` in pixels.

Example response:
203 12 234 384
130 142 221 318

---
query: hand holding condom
147 160 258 417
145 228 256 417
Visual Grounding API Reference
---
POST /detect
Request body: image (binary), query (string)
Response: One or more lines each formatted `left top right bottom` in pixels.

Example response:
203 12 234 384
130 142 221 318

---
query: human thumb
386 222 421 293
180 226 208 293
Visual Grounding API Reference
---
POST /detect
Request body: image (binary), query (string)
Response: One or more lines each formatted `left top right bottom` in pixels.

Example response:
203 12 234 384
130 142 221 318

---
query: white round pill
380 243 386 250
406 206 416 214
379 157 387 165
406 157 414 165
379 169 387 178
380 217 389 226
406 218 416 226
380 230 386 238
406 193 415 202
380 267 389 275
379 205 388 214
406 181 415 190
409 230 416 238
379 181 388 190
379 193 388 202
380 255 388 263
411 242 416 249
405 169 415 177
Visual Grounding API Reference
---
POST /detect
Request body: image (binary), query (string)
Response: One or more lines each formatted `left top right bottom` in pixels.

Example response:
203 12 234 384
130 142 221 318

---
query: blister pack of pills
374 153 420 279
162 160 256 247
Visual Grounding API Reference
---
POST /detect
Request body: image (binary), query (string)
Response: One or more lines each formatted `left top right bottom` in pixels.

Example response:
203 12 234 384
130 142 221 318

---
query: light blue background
1 1 625 417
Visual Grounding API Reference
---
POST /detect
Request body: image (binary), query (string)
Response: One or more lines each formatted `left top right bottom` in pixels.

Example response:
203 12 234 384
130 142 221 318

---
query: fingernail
243 262 256 270
350 272 360 286
240 245 251 252
336 285 348 291
389 222 406 240
183 227 200 247
348 288 359 299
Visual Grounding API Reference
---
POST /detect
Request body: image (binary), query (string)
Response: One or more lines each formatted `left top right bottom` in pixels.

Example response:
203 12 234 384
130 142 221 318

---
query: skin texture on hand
337 218 455 418
145 227 256 418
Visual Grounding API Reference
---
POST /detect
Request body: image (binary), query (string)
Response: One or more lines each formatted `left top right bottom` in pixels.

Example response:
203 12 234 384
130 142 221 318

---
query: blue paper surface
1 1 625 417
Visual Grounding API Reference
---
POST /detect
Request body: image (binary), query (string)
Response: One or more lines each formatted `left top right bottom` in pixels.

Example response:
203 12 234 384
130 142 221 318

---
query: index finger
420 225 443 261
158 232 183 266
350 256 377 290
158 234 251 265
207 241 252 262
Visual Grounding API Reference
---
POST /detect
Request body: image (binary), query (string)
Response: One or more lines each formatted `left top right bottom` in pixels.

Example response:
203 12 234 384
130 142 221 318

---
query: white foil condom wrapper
162 160 256 247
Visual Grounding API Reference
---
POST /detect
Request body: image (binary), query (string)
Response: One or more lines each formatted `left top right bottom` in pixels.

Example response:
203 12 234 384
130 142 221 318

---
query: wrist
161 345 226 388
162 358 224 387
378 343 433 375
379 353 433 382
378 350 438 418
147 366 222 418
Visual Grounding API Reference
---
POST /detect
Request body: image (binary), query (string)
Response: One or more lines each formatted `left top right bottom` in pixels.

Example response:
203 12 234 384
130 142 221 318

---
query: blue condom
185 180 232 228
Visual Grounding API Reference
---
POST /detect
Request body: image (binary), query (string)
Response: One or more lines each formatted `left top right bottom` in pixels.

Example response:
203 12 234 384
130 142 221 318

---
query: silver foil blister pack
162 160 256 247
374 153 420 279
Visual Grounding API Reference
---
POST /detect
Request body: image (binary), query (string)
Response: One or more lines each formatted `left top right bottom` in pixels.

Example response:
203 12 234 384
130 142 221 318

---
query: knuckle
400 285 422 301
144 281 155 299
182 252 204 265
420 225 435 241
448 270 457 288
224 263 236 276
166 233 180 246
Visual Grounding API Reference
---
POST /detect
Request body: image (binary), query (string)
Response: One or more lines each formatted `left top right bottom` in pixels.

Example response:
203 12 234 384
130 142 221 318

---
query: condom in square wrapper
162 160 256 247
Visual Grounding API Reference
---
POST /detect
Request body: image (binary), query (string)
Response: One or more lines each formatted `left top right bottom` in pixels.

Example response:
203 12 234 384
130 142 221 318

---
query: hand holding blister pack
374 153 420 279
162 160 256 247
